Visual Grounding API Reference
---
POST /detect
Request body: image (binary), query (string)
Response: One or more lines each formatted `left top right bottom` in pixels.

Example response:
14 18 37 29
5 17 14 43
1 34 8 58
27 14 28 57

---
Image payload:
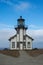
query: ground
0 49 43 57
0 49 43 65
0 50 20 57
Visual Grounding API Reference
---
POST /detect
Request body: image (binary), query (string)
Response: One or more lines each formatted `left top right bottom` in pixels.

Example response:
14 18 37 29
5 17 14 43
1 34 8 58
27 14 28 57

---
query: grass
26 49 43 57
0 50 20 57
0 49 43 57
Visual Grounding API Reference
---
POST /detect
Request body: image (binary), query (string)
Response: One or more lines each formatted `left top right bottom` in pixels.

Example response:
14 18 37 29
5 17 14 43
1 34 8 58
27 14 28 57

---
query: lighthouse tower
15 16 27 50
9 16 33 50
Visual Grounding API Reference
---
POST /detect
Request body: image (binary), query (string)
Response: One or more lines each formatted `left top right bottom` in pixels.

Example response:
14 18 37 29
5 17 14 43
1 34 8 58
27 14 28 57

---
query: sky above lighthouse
0 0 43 48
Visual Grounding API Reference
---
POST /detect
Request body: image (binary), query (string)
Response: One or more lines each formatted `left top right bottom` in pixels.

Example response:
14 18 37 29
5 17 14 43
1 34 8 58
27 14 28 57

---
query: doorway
20 43 23 50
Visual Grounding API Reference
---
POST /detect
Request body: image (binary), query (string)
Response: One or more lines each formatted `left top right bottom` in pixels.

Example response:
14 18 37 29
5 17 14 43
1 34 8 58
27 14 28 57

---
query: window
12 42 15 48
23 42 26 46
23 36 26 40
27 42 30 48
17 29 19 34
17 42 19 48
23 42 26 48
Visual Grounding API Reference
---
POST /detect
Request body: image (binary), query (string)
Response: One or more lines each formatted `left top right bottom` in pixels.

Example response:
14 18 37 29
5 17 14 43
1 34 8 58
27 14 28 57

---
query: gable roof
26 34 34 41
9 34 16 41
9 34 34 41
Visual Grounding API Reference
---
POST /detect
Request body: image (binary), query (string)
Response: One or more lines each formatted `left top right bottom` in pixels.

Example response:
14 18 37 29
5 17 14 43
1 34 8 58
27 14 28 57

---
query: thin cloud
0 28 16 48
0 0 29 10
28 24 43 29
27 29 43 48
0 0 14 6
0 0 36 11
0 23 14 29
15 2 30 11
15 1 36 11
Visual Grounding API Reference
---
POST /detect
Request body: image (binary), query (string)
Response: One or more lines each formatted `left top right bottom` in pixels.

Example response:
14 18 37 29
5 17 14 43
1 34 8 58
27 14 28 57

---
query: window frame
12 42 15 48
27 42 30 48
17 42 20 48
23 42 26 48
23 36 26 40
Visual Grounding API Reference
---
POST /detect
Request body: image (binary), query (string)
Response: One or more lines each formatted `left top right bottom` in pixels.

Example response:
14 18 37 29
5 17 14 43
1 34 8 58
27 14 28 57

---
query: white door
20 44 23 50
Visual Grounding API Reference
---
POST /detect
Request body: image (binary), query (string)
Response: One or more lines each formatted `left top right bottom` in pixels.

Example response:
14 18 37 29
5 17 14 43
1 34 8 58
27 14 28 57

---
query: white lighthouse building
9 16 34 50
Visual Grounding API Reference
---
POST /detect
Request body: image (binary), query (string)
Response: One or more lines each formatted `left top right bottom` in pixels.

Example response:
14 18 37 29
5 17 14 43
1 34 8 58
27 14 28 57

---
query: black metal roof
9 34 34 41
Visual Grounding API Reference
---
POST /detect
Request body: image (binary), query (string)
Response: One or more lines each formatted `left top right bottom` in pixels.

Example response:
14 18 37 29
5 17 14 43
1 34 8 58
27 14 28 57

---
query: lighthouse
9 16 34 50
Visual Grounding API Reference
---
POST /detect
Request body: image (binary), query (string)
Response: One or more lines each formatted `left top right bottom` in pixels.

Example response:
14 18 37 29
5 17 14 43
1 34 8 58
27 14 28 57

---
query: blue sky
0 0 43 48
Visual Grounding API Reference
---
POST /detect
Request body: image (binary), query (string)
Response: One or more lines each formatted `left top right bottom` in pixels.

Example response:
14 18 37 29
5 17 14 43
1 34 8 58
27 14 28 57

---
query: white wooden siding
20 29 23 42
26 36 32 49
23 29 26 35
10 36 17 50
17 34 19 42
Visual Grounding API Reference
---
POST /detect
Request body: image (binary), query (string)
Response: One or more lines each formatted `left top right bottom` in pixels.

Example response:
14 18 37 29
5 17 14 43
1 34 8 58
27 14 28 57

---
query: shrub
33 48 38 50
3 48 8 50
